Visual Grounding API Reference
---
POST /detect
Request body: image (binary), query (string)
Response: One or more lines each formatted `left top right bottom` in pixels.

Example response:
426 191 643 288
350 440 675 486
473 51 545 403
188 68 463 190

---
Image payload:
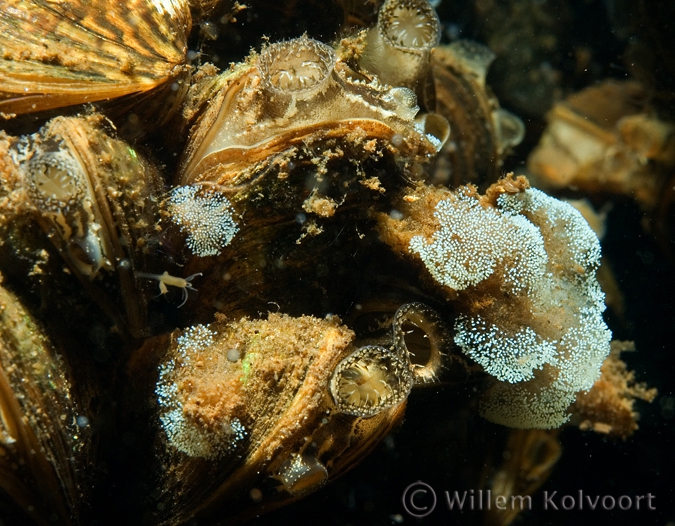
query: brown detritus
482 173 530 207
302 192 338 218
571 341 657 440
359 176 385 193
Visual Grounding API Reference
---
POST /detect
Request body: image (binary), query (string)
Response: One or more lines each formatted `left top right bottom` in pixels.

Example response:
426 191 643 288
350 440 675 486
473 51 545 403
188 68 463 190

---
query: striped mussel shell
0 282 93 526
0 0 191 121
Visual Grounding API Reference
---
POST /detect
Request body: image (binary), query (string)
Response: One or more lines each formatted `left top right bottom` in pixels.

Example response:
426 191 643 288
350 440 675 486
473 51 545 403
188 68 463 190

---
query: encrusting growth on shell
379 174 612 428
155 314 355 459
166 185 239 257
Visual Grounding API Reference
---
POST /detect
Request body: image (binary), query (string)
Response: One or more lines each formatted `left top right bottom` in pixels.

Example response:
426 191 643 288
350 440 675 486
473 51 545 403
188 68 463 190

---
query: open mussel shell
0 282 92 526
178 35 443 188
0 114 165 337
0 0 191 118
135 313 410 524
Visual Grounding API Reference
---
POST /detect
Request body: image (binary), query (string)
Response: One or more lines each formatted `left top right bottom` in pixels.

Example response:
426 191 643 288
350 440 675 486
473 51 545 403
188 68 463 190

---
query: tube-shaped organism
359 0 440 91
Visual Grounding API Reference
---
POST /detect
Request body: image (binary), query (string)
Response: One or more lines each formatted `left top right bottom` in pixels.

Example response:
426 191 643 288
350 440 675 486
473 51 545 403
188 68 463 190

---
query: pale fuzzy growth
476 310 612 429
407 185 611 429
167 185 239 257
409 192 548 293
480 378 577 429
498 188 602 283
156 324 247 458
454 315 557 384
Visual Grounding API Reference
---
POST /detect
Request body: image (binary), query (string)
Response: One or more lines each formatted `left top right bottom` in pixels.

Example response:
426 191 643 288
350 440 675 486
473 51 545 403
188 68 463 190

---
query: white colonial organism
167 184 239 257
409 187 611 428
156 324 246 458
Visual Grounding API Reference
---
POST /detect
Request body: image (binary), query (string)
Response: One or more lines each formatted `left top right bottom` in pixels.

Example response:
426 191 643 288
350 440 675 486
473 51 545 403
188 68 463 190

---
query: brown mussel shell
0 281 92 526
0 114 165 337
431 41 525 188
131 311 419 525
0 0 191 126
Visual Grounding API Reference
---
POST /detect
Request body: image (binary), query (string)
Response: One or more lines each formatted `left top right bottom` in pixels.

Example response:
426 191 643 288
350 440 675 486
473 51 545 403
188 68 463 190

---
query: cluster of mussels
0 0 655 525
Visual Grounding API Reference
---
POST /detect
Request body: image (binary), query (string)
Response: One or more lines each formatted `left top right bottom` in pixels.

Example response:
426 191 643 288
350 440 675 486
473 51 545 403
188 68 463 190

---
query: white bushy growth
156 324 246 458
167 185 239 257
409 188 611 428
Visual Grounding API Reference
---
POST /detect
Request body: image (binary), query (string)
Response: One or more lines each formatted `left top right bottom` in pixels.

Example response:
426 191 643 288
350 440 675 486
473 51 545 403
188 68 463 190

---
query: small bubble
390 134 404 147
127 113 139 125
76 415 90 428
187 50 199 61
171 82 180 92
389 209 404 220
118 258 131 270
409 162 425 179
295 213 307 224
227 349 241 362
